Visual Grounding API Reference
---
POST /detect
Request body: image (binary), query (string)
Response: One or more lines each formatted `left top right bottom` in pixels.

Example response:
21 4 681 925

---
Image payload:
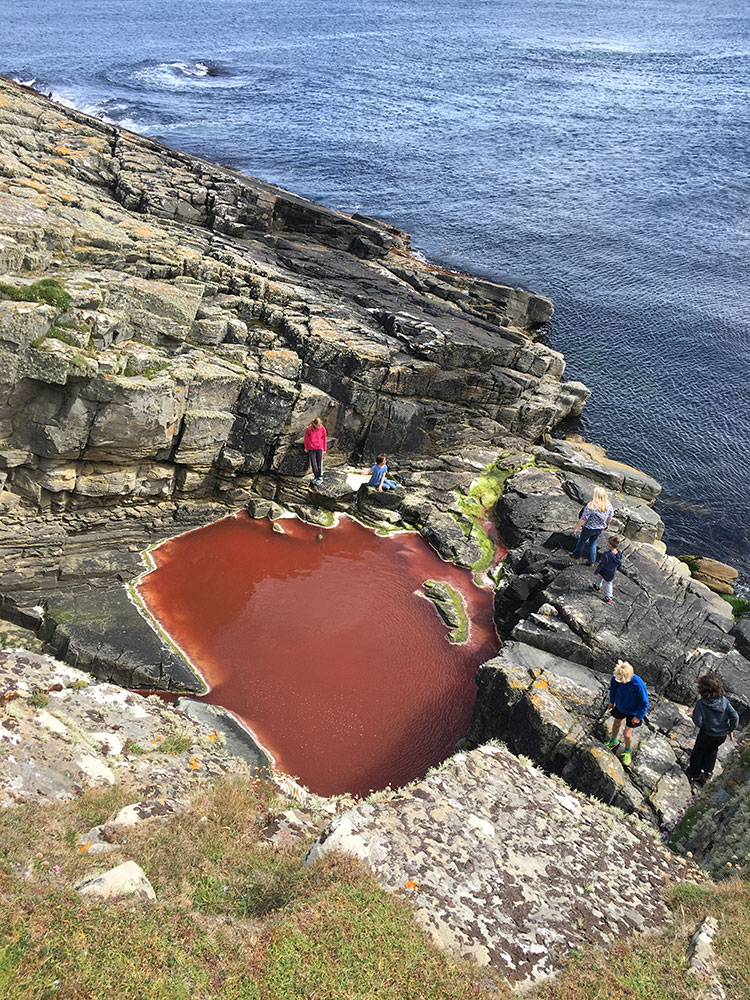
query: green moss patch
0 278 71 311
722 594 750 620
454 454 535 580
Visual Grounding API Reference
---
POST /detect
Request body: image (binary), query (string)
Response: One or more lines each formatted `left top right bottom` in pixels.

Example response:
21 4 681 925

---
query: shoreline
9 75 744 590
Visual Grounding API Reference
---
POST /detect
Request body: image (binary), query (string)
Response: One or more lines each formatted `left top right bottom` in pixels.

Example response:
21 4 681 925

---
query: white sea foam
128 60 244 91
169 60 211 77
48 90 152 134
12 76 37 87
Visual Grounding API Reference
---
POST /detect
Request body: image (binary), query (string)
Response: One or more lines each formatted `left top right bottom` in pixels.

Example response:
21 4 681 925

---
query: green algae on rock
421 579 470 644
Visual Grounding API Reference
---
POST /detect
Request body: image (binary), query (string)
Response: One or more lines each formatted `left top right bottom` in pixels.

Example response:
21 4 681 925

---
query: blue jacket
693 696 739 737
596 548 622 583
609 674 649 719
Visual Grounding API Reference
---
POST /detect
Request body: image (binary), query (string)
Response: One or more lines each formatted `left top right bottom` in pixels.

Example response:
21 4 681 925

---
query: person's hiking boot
604 737 620 749
592 583 601 592
568 554 579 560
605 596 612 603
622 749 632 767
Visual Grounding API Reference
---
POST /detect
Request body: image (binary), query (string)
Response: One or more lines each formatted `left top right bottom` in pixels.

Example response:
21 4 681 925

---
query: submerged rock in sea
309 743 695 987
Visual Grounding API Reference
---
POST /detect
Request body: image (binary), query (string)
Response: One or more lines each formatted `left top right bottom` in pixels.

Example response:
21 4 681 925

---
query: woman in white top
569 486 613 565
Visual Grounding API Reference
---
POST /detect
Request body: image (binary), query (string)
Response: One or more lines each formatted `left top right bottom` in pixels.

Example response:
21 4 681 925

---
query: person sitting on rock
570 486 613 565
686 671 738 786
604 659 649 767
304 417 327 486
364 454 397 492
593 535 622 603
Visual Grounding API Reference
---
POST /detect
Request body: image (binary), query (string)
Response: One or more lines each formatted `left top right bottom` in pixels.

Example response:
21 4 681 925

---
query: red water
135 514 498 797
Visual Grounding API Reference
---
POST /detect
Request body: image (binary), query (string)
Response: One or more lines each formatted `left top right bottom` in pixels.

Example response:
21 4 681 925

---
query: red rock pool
134 513 498 796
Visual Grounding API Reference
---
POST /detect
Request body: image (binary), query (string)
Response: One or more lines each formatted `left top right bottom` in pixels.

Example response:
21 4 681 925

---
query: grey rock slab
0 649 255 807
174 698 271 778
77 860 156 901
43 582 202 692
262 808 329 847
309 744 692 987
461 641 694 824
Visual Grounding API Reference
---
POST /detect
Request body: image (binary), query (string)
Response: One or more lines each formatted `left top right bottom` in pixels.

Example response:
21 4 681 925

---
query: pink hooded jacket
304 424 327 451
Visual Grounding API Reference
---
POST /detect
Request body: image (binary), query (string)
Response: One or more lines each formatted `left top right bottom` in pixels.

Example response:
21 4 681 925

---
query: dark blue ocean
4 0 749 583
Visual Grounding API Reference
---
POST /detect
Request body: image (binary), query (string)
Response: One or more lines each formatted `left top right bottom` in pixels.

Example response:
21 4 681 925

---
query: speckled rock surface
309 744 694 987
0 648 258 806
77 860 156 902
468 458 750 826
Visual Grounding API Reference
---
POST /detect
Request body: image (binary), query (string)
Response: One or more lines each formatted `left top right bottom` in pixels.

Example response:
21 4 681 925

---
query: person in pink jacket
304 417 327 485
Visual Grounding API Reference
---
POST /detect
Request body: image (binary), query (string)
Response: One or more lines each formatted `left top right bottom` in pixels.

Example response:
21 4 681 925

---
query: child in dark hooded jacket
593 535 622 603
686 671 739 784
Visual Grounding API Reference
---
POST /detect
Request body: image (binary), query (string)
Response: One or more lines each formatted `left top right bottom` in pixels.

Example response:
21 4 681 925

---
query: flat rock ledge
309 744 693 989
0 648 261 806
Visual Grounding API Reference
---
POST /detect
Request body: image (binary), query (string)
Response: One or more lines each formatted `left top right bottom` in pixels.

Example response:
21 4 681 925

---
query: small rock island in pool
135 513 498 796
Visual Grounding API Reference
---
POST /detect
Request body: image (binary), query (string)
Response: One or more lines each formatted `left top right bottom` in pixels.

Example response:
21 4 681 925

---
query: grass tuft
721 594 750 620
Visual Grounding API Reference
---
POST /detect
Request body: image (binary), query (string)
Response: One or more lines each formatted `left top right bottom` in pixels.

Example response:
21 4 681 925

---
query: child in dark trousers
686 672 739 785
593 535 622 603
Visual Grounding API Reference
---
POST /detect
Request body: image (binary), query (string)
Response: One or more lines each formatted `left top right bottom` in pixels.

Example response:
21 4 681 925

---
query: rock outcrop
77 860 156 901
458 445 750 827
0 648 263 806
0 75 585 526
0 74 591 688
680 556 739 596
309 743 694 988
2 76 747 991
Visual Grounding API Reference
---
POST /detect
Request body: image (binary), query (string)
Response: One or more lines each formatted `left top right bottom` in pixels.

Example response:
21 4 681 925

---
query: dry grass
1 779 748 1000
0 779 504 1000
535 935 697 1000
669 881 750 1000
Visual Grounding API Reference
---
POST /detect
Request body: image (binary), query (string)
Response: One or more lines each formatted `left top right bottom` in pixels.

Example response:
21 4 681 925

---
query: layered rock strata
1 75 747 854
459 446 750 826
0 75 586 523
0 74 590 685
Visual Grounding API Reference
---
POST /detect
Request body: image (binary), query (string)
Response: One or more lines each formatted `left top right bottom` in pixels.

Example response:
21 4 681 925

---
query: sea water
3 0 749 579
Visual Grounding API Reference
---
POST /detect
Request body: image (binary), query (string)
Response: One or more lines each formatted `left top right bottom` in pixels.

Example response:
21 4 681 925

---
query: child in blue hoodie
593 535 622 603
604 659 649 767
686 672 739 784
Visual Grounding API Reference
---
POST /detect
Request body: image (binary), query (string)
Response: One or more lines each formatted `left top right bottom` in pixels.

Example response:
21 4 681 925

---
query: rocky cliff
0 76 585 517
0 74 589 673
2 76 749 988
